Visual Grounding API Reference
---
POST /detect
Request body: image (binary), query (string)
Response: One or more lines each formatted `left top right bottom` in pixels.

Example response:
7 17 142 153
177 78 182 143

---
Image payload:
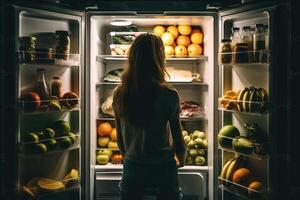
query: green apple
184 135 191 144
96 154 110 165
194 138 205 149
24 132 39 143
182 130 189 137
46 139 57 150
43 128 55 139
98 137 110 147
67 132 77 144
59 137 72 149
98 149 112 157
186 156 194 165
188 140 195 149
188 149 198 157
194 156 206 166
35 143 47 153
197 149 206 156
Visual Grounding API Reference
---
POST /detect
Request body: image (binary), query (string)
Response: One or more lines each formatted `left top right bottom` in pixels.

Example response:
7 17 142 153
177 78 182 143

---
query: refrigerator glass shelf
96 55 208 62
17 51 80 66
18 98 80 114
218 177 268 199
219 63 270 67
19 63 80 69
20 181 80 200
218 146 268 160
96 82 208 86
218 49 270 65
97 115 206 121
94 164 209 171
218 98 268 116
19 134 80 156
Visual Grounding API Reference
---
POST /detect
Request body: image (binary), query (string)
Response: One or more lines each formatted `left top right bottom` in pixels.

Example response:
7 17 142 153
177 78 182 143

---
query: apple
98 149 112 157
108 141 119 150
20 92 41 112
96 154 110 165
175 45 188 57
61 92 79 109
176 35 190 47
98 137 110 147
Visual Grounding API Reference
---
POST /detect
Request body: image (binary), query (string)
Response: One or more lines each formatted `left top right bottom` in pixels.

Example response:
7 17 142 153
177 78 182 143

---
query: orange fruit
110 128 118 141
176 35 191 47
232 168 253 186
187 44 202 56
191 32 204 44
175 45 188 57
97 122 113 137
164 45 175 57
178 25 192 35
153 25 165 37
161 32 175 46
248 181 265 196
167 26 179 39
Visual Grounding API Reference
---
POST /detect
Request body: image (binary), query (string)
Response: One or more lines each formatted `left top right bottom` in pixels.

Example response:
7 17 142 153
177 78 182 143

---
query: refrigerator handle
135 11 166 16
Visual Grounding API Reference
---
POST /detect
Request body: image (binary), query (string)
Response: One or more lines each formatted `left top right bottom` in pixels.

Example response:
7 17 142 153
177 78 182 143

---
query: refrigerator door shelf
218 98 268 116
17 52 80 66
96 82 208 86
218 146 268 160
20 182 80 200
18 98 80 114
218 50 271 65
19 134 81 156
218 177 268 200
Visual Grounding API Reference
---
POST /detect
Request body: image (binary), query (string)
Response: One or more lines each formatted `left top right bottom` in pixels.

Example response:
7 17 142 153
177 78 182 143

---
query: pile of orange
97 122 118 141
153 24 203 57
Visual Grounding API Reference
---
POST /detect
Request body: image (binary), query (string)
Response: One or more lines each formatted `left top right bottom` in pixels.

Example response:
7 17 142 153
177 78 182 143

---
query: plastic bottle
33 68 50 101
230 27 241 49
51 77 62 98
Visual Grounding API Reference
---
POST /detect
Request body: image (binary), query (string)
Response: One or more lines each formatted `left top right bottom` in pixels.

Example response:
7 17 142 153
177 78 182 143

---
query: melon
218 125 240 148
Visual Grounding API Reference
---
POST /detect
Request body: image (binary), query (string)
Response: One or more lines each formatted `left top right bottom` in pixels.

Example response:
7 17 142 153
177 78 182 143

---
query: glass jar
19 36 36 63
230 27 241 49
55 31 70 60
33 68 50 101
253 24 265 62
219 39 232 64
241 26 253 62
51 77 62 98
233 43 249 63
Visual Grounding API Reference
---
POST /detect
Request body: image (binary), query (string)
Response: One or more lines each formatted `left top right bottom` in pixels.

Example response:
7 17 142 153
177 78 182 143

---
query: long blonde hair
113 33 169 127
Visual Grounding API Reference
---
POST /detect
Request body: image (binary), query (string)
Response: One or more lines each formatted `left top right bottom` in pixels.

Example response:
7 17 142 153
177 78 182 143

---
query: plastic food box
110 32 146 45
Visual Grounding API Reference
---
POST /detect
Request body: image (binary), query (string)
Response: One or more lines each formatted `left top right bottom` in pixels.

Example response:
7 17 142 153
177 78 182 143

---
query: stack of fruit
219 87 268 113
20 91 79 112
21 169 79 198
220 157 266 198
153 25 203 57
182 130 207 166
96 121 122 165
22 120 78 154
218 124 267 157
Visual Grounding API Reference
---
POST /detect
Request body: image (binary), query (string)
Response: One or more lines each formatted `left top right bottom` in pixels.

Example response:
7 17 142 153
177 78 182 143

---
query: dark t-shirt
113 86 186 164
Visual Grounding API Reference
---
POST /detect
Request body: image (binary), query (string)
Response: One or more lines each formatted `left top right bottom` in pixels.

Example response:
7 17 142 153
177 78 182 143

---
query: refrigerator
0 1 289 200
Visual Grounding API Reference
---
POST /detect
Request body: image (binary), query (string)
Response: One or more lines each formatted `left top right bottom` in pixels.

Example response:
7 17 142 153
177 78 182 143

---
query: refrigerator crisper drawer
95 171 207 200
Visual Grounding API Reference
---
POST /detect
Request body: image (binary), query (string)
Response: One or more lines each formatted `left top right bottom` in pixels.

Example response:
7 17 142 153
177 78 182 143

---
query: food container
219 39 232 64
110 32 145 45
19 36 36 63
233 43 249 63
110 44 130 56
55 30 70 60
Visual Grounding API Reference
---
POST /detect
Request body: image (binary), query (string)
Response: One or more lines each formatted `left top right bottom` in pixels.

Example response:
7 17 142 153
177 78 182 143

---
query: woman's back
116 85 182 164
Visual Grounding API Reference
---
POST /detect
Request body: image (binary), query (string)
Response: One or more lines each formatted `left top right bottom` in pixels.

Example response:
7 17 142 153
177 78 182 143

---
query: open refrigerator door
12 5 84 200
87 12 218 200
217 3 284 200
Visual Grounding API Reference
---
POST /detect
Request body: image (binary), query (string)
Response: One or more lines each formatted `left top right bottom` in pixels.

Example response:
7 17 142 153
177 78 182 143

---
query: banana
258 88 268 112
111 50 117 56
242 89 251 112
220 157 236 180
249 87 259 113
225 157 240 181
237 88 248 112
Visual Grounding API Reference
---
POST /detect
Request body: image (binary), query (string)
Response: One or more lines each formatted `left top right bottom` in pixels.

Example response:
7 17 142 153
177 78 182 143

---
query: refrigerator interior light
110 20 132 26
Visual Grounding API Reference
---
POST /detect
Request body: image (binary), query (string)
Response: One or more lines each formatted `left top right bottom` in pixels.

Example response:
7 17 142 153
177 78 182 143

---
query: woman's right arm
169 91 187 167
114 113 126 156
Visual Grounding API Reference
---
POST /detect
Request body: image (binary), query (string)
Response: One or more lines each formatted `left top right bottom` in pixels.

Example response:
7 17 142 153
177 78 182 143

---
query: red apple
61 92 79 109
20 92 41 112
